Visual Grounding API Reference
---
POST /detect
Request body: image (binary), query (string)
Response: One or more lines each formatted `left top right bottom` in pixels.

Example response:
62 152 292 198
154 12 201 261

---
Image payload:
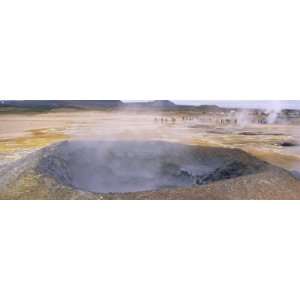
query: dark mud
37 140 268 194
279 141 298 147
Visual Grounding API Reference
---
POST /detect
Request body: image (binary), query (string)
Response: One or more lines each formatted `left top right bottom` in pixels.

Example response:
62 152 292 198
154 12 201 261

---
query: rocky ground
1 140 300 200
1 110 300 199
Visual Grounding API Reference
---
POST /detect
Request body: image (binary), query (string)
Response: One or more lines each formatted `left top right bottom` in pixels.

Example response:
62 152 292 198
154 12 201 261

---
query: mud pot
37 140 267 193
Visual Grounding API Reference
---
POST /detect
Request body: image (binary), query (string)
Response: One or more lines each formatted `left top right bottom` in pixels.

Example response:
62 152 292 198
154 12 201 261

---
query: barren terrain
1 106 300 199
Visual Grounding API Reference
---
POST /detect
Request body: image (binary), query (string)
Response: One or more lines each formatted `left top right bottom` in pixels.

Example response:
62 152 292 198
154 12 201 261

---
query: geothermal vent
37 140 267 194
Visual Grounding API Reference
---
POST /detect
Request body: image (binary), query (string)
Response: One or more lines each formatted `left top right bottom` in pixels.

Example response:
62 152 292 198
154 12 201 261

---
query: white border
0 0 300 100
1 200 300 300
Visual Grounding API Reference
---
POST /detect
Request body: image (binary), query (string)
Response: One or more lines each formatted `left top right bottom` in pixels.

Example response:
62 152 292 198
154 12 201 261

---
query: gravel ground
1 141 300 200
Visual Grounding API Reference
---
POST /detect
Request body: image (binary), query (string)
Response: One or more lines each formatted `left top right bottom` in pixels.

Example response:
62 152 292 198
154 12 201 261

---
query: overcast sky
173 100 300 109
131 100 300 109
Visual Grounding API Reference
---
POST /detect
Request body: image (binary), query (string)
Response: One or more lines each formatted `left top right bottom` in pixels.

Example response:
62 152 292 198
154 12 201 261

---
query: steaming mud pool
1 139 300 199
37 140 267 193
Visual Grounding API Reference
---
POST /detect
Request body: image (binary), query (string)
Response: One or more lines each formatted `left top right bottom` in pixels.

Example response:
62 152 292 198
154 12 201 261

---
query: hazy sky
173 100 300 109
125 100 300 109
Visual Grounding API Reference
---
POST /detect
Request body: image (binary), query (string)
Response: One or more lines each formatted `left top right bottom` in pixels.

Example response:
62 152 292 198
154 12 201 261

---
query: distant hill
147 100 176 108
124 100 177 109
1 100 123 110
0 100 230 113
196 105 224 112
0 100 178 111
